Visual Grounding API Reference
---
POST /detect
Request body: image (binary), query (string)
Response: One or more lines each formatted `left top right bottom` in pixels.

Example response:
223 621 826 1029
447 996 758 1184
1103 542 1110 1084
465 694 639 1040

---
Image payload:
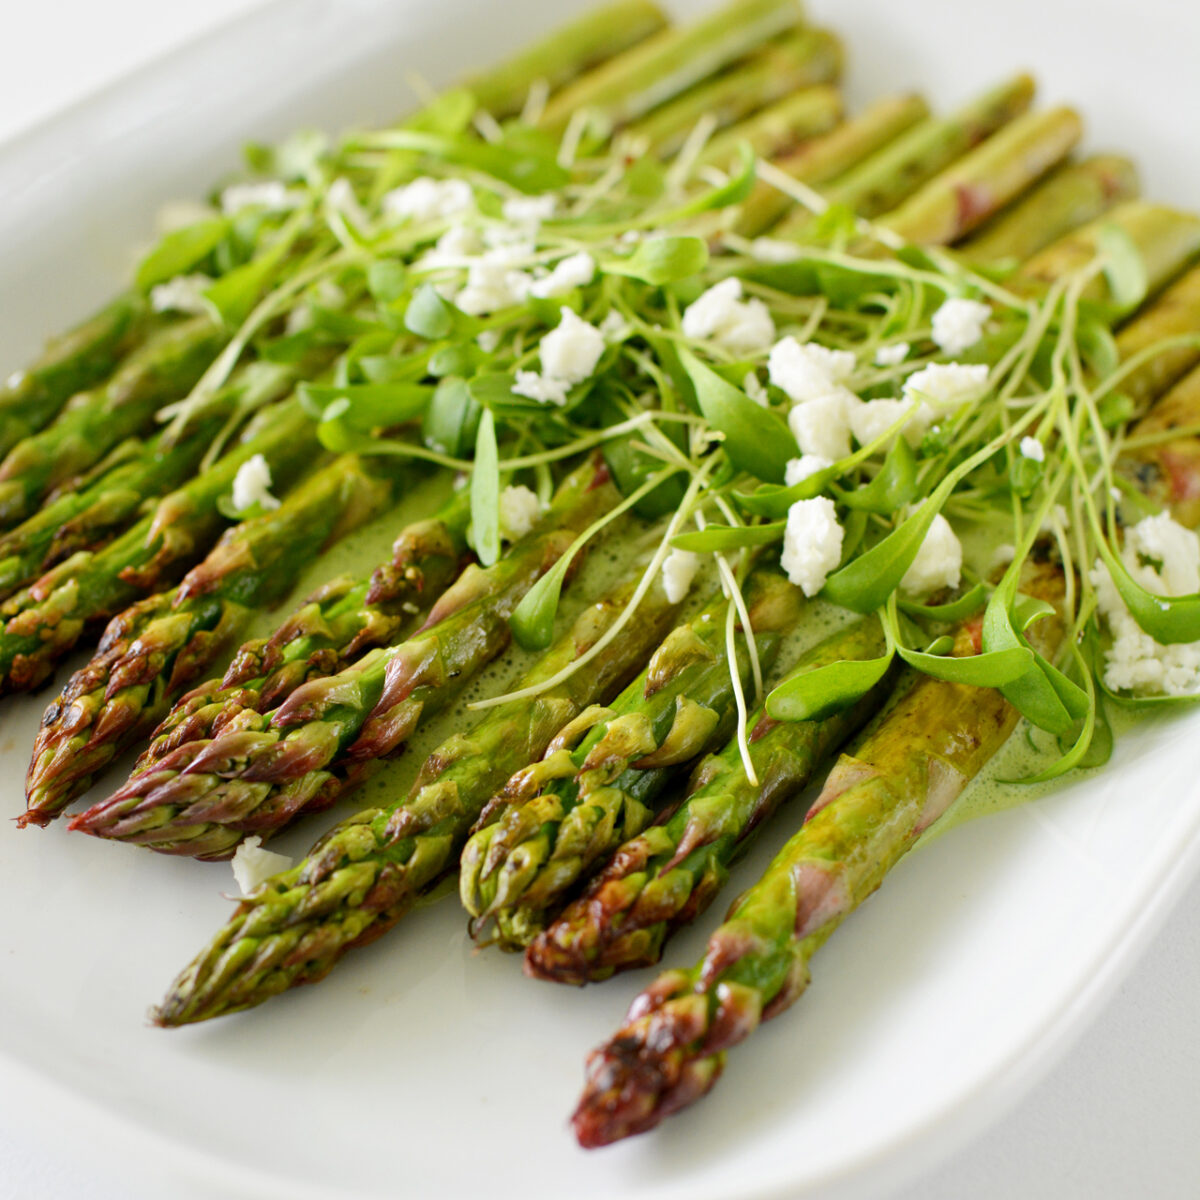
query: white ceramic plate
1 2 1198 1198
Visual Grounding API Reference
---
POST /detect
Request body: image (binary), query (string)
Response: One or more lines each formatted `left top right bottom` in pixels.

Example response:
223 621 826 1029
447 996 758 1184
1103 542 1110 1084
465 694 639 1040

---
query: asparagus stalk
1016 200 1200 306
459 566 804 950
0 293 149 458
23 453 427 824
0 317 225 530
0 397 318 694
732 94 931 238
539 0 805 134
1113 264 1200 411
1122 362 1200 527
526 616 891 984
69 456 619 858
152 573 686 1025
875 106 1083 246
628 28 843 161
773 74 1036 238
137 488 472 767
570 561 1067 1147
461 0 669 120
696 86 843 172
958 154 1140 265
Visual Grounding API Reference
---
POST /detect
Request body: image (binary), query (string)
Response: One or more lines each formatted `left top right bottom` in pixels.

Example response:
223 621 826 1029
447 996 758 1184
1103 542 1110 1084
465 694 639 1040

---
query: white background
1 2 1198 1198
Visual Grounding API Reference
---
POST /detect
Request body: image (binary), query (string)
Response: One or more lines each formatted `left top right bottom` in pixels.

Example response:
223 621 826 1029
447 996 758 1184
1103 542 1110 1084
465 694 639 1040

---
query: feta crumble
530 251 596 299
874 341 910 367
539 308 605 384
781 497 844 596
903 362 989 412
787 390 857 460
454 250 534 316
381 176 474 223
1019 436 1045 462
899 514 962 598
149 274 213 315
661 548 701 604
784 455 833 486
749 237 802 264
476 329 501 353
767 337 857 405
512 371 570 406
325 177 370 228
743 371 769 406
1092 513 1200 696
502 194 557 226
220 181 296 215
931 297 991 355
681 279 775 355
231 454 281 513
848 397 924 448
231 836 294 897
498 485 542 540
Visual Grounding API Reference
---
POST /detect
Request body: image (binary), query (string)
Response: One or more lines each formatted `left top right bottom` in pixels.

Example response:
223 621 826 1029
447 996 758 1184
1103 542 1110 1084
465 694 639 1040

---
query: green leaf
423 377 481 457
670 522 785 553
298 382 431 431
671 142 757 217
898 583 988 623
1097 222 1149 312
679 349 797 483
377 130 568 193
1094 539 1200 644
896 643 1032 686
366 260 408 305
509 553 572 651
470 410 500 566
407 88 477 136
767 652 894 723
202 215 302 327
604 236 708 286
1012 594 1056 632
135 218 230 291
1077 317 1120 379
405 283 457 339
835 436 918 514
1097 390 1136 428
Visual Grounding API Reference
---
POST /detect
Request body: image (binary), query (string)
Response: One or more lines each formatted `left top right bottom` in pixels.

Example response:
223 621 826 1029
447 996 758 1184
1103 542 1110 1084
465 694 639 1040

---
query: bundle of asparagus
5 0 1200 1164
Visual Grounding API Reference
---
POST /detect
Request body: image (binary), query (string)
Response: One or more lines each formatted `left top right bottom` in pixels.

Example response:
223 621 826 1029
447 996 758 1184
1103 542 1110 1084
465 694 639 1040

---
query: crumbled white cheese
784 455 833 486
600 310 630 341
749 237 802 263
220 181 297 215
874 341 911 367
931 297 991 355
419 225 485 270
903 361 989 412
230 836 294 896
530 251 596 299
661 548 701 604
743 371 769 406
849 397 925 448
149 274 214 315
512 370 570 406
502 194 557 226
381 176 474 223
476 329 501 353
1092 513 1200 696
325 177 370 228
539 308 605 384
1019 436 1045 463
768 337 857 405
231 454 281 512
781 497 844 596
899 514 963 598
454 250 534 316
498 485 542 540
681 278 775 355
787 389 857 461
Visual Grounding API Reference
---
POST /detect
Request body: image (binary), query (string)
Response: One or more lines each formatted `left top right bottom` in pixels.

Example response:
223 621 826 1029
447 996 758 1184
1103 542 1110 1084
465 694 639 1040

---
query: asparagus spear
1114 264 1200 411
628 28 844 161
539 0 805 134
0 293 149 458
958 154 1140 266
571 561 1067 1147
1016 200 1200 306
875 106 1083 246
69 457 619 858
773 74 1036 238
526 616 891 984
459 566 804 950
696 87 843 173
461 0 669 120
732 94 931 238
0 397 318 694
137 489 472 767
1122 362 1200 526
0 316 225 530
152 573 685 1025
23 453 427 824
